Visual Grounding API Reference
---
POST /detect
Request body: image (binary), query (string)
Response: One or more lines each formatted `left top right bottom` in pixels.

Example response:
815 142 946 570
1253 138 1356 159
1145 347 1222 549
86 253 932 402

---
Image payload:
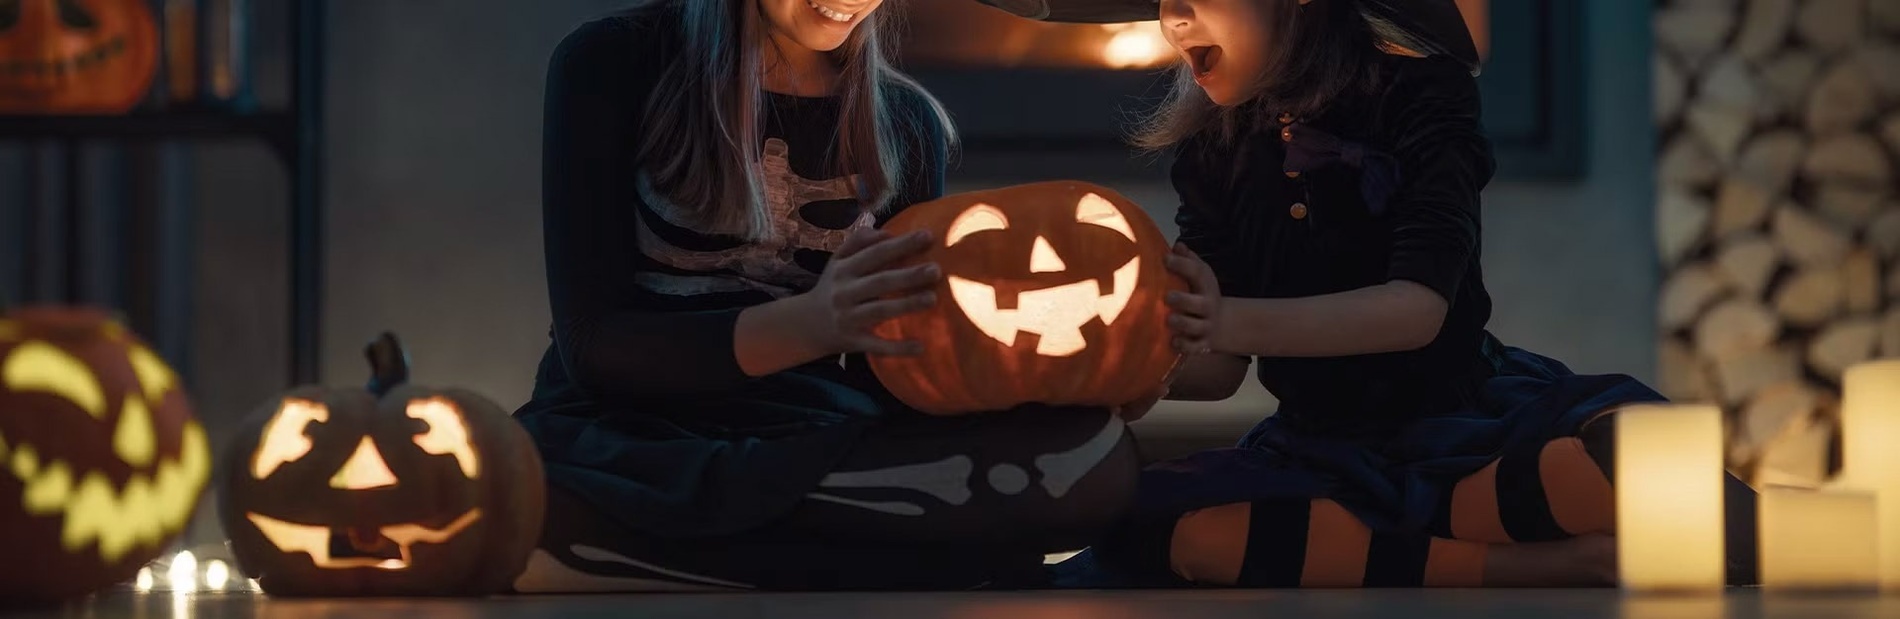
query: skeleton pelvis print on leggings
807 413 1129 516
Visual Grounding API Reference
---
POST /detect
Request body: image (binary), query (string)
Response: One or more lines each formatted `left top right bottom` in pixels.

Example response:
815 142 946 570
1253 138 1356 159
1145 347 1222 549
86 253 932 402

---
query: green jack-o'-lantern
0 306 210 604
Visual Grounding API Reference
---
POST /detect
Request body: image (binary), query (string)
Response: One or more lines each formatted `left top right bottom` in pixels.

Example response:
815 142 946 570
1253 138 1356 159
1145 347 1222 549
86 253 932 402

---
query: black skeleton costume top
515 4 953 538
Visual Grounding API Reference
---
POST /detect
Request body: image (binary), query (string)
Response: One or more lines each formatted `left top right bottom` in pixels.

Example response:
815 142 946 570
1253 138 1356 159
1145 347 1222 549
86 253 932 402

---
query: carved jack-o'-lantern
0 0 159 114
0 306 209 604
217 334 545 597
869 180 1187 415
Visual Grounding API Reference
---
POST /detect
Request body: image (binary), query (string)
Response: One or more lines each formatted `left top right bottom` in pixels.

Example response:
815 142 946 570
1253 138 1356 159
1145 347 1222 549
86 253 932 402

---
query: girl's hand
1111 382 1171 423
803 224 942 356
1165 242 1222 355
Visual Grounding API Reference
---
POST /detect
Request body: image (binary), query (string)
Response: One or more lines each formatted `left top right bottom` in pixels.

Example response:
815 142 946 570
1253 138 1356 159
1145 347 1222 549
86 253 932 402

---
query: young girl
979 0 1760 588
510 0 1144 592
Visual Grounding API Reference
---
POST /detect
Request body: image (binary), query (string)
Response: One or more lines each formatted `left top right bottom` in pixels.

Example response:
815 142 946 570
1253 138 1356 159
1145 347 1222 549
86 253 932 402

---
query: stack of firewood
1653 0 1898 487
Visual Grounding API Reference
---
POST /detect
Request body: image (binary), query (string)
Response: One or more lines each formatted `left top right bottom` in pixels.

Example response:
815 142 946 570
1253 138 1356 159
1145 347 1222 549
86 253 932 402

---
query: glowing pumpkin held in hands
218 333 545 597
0 306 210 604
869 181 1187 415
0 0 160 114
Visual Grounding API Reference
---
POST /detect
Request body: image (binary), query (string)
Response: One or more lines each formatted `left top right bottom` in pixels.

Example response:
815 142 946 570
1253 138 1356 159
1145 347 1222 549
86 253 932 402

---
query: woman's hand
1164 242 1223 355
801 224 942 356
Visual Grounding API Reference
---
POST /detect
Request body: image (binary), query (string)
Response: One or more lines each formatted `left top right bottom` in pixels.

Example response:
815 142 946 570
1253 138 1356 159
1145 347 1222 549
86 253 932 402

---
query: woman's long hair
1132 0 1438 152
637 0 954 241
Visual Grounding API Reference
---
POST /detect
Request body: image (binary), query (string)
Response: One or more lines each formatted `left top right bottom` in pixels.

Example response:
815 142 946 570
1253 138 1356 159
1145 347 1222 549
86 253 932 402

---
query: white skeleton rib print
633 137 867 298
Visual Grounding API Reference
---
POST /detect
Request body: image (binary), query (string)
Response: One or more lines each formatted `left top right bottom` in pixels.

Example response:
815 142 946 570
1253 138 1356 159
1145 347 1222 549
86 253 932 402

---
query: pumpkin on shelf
869 180 1188 415
218 333 545 597
0 306 210 605
0 0 160 115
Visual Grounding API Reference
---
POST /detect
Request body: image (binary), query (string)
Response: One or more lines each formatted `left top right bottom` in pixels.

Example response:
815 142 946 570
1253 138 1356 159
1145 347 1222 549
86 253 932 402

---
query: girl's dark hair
1133 0 1426 152
636 0 956 241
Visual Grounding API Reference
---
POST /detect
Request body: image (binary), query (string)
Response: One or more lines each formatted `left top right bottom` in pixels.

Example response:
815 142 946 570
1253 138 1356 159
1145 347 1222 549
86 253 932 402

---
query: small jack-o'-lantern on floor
870 180 1187 415
0 306 210 604
0 0 160 114
218 333 545 597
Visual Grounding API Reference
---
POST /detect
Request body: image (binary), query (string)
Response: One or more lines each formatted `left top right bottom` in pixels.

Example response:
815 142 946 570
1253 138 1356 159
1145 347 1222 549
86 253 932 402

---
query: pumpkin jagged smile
0 35 128 84
0 420 208 563
245 509 483 571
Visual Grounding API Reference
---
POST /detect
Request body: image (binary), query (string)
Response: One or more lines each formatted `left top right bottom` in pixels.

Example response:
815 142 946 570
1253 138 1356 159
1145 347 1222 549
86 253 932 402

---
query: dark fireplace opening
892 0 1180 181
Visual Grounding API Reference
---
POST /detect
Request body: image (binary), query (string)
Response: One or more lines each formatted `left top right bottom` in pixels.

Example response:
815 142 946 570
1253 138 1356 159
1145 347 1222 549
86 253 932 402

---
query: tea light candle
1616 404 1726 592
1841 359 1900 589
1759 486 1879 590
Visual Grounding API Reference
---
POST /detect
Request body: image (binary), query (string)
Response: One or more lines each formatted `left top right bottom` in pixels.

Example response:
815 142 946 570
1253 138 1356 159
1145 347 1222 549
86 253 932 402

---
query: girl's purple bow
1281 123 1401 216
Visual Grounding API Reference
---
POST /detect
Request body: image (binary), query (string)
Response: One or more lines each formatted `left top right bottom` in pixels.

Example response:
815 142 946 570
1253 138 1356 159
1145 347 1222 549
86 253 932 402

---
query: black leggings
513 408 1141 592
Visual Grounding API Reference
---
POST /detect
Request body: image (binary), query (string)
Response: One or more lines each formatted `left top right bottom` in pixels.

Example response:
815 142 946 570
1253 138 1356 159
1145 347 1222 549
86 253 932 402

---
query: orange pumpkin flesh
869 181 1187 415
218 334 545 597
0 0 159 114
0 306 209 604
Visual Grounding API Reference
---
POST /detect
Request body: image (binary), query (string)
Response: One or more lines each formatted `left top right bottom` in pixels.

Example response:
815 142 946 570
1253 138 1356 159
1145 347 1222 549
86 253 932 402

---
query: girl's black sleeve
1379 61 1496 303
1170 137 1250 297
540 18 752 400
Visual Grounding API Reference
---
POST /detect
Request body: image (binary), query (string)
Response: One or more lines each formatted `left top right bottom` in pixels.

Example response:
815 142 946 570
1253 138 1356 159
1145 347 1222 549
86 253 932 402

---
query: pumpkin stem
364 332 411 397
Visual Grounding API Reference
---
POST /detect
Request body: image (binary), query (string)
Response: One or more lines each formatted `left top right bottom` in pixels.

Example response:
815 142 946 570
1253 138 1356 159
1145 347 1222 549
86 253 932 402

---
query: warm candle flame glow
1100 22 1171 69
134 567 154 592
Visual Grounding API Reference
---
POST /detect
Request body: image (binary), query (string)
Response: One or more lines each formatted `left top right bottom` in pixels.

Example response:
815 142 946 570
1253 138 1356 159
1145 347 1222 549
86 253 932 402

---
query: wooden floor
10 589 1898 619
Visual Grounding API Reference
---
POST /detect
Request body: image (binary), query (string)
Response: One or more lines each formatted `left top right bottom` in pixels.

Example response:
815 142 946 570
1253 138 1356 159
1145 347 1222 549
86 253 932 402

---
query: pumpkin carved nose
329 438 398 490
1030 236 1067 273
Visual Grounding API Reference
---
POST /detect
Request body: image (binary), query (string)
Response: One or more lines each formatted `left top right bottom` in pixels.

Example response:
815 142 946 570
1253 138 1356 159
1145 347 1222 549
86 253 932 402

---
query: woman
509 0 1145 592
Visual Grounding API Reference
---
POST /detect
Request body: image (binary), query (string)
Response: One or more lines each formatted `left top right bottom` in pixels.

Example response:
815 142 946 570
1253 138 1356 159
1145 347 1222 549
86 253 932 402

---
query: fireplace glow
899 1 1179 70
1100 23 1172 69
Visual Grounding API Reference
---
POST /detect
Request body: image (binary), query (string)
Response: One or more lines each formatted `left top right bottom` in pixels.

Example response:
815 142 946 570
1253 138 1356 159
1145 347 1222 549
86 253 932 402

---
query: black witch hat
968 0 1482 73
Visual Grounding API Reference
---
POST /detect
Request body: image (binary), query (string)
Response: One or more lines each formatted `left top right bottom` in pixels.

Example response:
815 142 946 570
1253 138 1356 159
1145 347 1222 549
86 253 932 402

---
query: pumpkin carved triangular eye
0 0 19 32
56 0 96 30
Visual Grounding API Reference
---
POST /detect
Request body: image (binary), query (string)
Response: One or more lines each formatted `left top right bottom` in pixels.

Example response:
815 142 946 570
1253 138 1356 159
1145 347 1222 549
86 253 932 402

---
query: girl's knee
1168 503 1251 585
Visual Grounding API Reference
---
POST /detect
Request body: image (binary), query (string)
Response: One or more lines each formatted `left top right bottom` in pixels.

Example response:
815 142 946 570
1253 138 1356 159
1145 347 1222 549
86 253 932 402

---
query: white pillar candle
1759 485 1879 590
1616 404 1726 592
1841 359 1900 590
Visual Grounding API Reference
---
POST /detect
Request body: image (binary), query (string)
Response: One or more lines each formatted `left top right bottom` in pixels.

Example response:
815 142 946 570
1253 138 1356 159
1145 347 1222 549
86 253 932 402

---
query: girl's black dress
1055 54 1758 587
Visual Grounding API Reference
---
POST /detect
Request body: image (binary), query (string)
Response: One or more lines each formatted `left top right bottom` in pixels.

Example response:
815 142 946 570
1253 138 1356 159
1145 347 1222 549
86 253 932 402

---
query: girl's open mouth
1188 46 1223 79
